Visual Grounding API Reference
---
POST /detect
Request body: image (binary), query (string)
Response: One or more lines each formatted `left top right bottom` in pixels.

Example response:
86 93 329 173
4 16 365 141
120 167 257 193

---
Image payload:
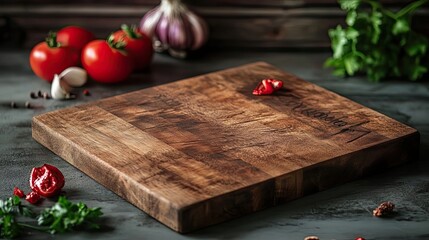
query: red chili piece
267 78 283 90
252 78 283 95
30 164 65 198
25 191 41 204
13 187 26 198
355 238 366 240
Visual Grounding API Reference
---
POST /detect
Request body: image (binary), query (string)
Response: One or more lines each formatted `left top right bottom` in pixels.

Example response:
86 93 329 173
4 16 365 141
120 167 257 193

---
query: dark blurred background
1 0 429 49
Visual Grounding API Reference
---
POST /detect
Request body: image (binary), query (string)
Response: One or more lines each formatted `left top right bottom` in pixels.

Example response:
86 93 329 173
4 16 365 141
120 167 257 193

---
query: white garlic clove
59 67 87 87
51 74 69 100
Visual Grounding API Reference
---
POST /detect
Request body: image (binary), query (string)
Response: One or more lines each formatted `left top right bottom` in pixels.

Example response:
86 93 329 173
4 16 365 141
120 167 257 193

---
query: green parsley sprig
325 0 429 82
0 196 35 239
37 196 103 234
0 196 102 239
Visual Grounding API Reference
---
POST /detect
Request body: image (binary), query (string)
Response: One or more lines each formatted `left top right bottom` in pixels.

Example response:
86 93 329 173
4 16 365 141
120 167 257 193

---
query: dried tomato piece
30 164 65 198
13 187 26 198
26 191 41 204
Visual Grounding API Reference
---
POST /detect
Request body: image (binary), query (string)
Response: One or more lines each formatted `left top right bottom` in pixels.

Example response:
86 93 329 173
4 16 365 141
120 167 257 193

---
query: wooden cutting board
32 62 419 233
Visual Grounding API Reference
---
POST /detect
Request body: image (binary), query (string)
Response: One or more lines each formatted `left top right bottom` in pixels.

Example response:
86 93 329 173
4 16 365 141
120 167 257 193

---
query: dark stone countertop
1 50 429 240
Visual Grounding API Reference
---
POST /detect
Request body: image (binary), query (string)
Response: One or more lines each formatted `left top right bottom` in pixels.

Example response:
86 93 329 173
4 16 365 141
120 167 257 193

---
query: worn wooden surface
1 0 428 48
32 62 419 232
1 50 429 239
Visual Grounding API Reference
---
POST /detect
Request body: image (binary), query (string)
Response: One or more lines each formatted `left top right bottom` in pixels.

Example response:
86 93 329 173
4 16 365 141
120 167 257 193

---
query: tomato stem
107 34 127 50
121 24 141 39
45 32 61 48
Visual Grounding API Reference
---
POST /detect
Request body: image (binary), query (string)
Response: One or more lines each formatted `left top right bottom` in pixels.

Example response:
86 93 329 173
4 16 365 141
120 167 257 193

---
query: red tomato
29 32 79 82
30 164 65 198
112 25 153 71
82 37 134 83
57 26 95 53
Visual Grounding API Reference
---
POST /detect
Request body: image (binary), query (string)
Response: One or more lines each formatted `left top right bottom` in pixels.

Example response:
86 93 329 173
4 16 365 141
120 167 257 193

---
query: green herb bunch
0 196 102 239
325 0 429 82
0 197 34 238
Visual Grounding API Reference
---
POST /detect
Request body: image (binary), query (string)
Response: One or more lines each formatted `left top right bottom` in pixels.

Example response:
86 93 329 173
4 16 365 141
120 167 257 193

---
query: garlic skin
140 0 209 58
51 67 87 100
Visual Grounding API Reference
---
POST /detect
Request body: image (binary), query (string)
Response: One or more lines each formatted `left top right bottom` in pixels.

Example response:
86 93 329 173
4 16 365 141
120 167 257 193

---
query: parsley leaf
346 10 358 25
329 25 348 59
392 18 410 35
339 0 360 11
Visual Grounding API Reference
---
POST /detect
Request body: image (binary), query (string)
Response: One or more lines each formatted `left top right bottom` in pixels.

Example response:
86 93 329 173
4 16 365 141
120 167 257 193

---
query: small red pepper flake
25 191 41 204
83 89 90 96
252 78 283 96
355 237 366 240
13 187 26 198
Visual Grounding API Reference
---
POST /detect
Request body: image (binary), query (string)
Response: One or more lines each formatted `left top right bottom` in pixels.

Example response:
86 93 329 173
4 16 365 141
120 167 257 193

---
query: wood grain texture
32 62 419 233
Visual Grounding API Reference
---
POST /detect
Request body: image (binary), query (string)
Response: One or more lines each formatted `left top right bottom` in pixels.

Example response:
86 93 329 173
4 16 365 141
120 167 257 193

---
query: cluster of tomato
29 25 153 84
